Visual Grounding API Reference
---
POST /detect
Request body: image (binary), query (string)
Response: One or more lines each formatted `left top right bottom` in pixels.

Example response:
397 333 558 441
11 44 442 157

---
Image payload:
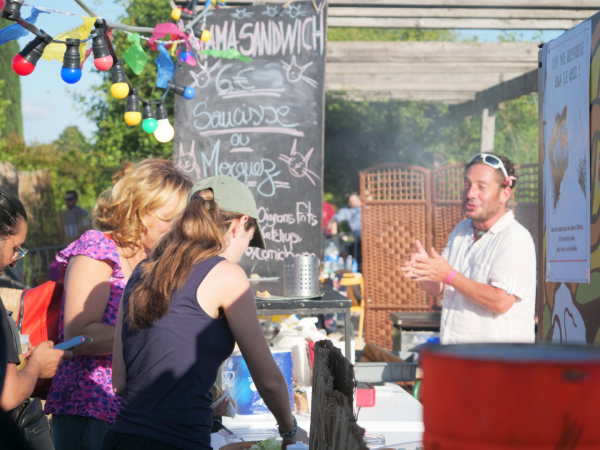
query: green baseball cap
187 175 266 250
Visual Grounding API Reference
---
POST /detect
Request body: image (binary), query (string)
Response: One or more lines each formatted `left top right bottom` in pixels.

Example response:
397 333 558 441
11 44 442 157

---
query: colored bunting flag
155 43 174 88
42 15 96 62
122 33 148 75
0 8 49 46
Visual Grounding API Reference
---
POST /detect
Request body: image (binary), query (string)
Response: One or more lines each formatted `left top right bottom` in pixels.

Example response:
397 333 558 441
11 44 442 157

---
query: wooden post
480 105 496 153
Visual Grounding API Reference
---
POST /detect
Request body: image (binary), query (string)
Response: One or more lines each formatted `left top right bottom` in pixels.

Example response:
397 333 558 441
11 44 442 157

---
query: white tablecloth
215 383 423 449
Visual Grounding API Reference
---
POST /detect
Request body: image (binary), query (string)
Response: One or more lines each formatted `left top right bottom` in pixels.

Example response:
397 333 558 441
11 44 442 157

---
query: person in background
0 186 72 444
326 192 362 265
104 175 308 450
59 190 91 246
402 154 536 344
322 201 336 234
45 160 193 450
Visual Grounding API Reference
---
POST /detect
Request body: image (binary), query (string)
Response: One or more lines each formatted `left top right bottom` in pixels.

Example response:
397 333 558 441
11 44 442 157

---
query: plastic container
222 349 294 415
421 344 600 449
345 255 353 271
323 242 339 274
286 442 309 450
401 331 440 351
354 351 418 382
272 318 327 386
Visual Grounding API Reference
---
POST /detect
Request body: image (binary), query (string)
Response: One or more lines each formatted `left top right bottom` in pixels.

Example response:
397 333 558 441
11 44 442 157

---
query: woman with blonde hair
45 159 193 450
102 175 308 449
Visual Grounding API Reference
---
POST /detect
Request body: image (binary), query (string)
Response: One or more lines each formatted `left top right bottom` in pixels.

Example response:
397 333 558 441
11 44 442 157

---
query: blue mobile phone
54 335 92 351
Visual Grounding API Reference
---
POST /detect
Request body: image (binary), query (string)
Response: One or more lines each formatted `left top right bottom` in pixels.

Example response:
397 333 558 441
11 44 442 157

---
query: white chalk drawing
262 5 279 17
551 283 587 344
231 8 253 19
190 59 222 89
284 4 306 19
233 67 256 90
281 56 317 88
279 139 321 186
175 141 201 179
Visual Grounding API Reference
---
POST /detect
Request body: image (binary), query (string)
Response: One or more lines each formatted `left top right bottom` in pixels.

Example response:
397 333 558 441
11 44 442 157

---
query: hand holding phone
54 335 93 351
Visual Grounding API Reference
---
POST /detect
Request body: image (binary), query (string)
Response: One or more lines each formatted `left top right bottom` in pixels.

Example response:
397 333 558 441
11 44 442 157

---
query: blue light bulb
61 67 82 84
183 86 196 100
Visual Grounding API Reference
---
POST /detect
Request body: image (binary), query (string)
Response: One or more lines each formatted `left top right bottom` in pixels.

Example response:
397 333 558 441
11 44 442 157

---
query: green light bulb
142 118 158 133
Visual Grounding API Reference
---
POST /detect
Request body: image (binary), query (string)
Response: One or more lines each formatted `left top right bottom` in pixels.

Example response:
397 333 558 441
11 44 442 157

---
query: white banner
545 20 591 283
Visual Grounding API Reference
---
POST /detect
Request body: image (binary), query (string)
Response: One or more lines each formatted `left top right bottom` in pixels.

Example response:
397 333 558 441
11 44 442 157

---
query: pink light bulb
94 55 114 72
12 54 35 76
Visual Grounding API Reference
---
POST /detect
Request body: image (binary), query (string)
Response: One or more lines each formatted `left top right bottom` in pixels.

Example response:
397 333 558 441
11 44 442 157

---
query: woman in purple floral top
45 160 192 450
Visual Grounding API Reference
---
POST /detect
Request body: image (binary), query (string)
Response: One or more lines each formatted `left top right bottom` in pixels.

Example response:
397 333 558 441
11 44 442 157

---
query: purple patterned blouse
44 230 124 423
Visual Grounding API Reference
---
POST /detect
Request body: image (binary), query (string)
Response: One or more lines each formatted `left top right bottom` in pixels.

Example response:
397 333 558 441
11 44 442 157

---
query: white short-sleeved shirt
440 211 536 344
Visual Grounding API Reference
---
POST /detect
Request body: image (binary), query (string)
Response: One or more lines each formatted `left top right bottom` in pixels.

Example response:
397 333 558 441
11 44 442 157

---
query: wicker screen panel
431 164 465 254
360 164 432 349
364 308 397 351
362 202 430 309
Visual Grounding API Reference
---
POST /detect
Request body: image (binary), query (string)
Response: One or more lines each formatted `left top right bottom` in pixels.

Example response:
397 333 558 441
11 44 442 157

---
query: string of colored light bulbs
0 0 220 143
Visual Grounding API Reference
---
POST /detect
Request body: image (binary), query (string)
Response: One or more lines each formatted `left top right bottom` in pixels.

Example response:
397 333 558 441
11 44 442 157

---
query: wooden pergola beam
329 7 594 20
327 41 539 63
449 69 538 116
325 0 600 7
328 17 583 29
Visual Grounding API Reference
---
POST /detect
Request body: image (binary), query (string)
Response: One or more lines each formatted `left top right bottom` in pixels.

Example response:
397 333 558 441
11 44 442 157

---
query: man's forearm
420 280 444 297
450 273 516 314
1 361 41 411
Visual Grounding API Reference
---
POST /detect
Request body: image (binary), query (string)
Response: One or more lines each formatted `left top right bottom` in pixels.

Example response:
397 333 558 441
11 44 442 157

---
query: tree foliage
77 0 174 166
323 28 538 206
0 18 23 137
0 127 112 212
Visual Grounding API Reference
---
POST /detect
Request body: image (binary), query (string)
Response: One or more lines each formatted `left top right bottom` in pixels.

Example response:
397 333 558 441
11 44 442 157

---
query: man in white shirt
402 154 536 343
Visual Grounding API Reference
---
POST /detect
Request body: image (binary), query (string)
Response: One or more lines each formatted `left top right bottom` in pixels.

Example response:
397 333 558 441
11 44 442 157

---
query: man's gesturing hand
402 240 430 279
411 246 454 283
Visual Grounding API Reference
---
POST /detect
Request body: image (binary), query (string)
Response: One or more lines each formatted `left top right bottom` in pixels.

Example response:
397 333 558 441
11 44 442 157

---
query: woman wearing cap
45 160 193 450
104 175 308 450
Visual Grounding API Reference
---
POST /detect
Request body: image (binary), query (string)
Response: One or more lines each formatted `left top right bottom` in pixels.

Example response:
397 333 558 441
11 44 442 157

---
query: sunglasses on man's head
469 153 509 179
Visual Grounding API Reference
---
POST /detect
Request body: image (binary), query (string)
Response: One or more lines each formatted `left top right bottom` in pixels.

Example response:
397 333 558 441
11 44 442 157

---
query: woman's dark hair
0 186 27 238
128 189 256 330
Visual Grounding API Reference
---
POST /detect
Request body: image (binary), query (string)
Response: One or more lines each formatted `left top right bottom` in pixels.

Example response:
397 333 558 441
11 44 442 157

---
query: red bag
15 280 64 399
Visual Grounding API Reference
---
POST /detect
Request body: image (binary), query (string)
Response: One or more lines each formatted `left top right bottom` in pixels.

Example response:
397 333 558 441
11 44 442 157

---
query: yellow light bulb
201 30 211 42
111 83 129 99
124 111 142 126
171 8 182 21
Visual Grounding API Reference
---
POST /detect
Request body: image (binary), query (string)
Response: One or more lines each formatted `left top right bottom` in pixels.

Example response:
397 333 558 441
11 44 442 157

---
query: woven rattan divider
431 164 466 254
360 163 432 350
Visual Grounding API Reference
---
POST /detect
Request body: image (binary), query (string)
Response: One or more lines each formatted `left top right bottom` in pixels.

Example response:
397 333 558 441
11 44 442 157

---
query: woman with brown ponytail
103 175 308 450
45 160 192 450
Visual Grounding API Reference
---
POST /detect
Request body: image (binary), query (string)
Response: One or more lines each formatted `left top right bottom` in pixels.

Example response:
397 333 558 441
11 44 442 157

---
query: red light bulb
12 53 35 76
94 55 113 71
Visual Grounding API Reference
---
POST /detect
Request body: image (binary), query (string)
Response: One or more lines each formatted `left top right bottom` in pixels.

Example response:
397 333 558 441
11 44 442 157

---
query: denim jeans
52 415 111 450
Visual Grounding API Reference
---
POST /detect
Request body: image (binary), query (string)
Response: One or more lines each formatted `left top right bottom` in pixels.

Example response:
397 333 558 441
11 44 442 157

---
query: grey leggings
52 415 111 450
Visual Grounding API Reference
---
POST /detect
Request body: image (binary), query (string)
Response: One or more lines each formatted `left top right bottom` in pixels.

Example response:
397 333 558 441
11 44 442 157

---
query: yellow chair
340 273 365 349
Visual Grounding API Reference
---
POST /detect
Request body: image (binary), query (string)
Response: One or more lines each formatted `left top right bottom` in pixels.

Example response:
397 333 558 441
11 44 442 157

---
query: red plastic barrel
421 344 600 449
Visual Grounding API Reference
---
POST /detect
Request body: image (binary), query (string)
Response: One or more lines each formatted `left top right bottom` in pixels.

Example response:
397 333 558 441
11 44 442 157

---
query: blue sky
11 2 563 144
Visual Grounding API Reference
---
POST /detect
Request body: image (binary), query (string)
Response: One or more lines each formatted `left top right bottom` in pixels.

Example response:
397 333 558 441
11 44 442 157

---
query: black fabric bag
9 398 53 450
5 309 54 450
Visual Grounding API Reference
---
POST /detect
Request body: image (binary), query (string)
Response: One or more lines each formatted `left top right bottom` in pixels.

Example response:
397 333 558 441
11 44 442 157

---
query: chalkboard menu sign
173 2 327 277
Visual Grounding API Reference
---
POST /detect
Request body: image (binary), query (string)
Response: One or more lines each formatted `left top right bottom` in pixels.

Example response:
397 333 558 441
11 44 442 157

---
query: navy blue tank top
111 256 235 449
